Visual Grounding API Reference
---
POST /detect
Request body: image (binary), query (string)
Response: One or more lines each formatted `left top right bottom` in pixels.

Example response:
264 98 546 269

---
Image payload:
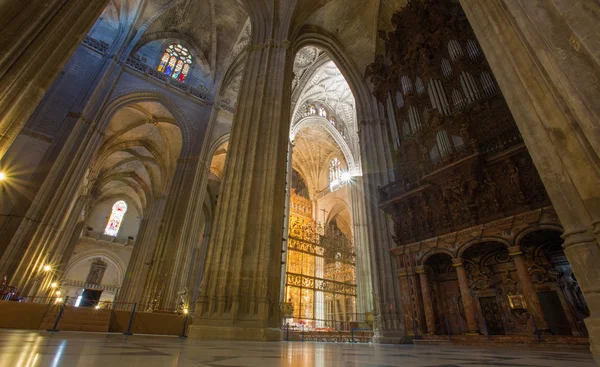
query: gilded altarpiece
285 190 357 330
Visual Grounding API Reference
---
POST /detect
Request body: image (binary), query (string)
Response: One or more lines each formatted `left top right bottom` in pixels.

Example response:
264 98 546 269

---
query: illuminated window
329 158 342 188
104 200 127 237
319 106 327 118
157 44 193 82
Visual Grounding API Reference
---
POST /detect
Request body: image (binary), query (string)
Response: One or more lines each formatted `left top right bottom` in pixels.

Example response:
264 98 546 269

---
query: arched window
319 106 327 118
157 44 193 82
329 158 342 186
104 200 128 237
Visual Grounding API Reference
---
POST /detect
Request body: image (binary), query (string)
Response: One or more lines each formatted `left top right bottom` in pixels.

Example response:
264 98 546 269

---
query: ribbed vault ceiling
89 101 182 215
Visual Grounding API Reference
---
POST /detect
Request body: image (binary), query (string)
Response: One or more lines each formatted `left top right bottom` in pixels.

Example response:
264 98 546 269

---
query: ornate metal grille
284 192 357 330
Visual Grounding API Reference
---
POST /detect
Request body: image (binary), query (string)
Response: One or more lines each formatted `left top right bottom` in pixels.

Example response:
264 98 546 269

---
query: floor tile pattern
0 330 596 367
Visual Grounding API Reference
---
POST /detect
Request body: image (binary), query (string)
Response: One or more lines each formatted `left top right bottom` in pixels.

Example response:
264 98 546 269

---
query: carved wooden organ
367 0 551 246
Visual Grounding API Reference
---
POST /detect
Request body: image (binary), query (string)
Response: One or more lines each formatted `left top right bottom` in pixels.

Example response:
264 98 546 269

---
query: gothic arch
291 116 358 174
64 250 126 286
294 26 383 126
132 31 211 75
100 91 194 155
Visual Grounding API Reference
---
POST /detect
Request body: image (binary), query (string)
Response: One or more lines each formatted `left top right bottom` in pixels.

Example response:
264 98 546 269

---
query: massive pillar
0 43 133 293
115 196 168 309
508 246 549 331
359 118 406 343
349 179 374 315
188 3 296 341
460 0 600 352
416 266 436 334
396 269 413 336
0 0 109 159
452 259 479 334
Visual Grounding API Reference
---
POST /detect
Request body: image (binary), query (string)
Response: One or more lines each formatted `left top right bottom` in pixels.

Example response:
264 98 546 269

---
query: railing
82 230 133 245
82 36 109 54
61 279 120 293
479 127 524 155
219 102 236 114
125 57 211 102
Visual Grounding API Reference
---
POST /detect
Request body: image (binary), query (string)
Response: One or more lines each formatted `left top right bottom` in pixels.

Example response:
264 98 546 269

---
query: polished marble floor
0 329 596 367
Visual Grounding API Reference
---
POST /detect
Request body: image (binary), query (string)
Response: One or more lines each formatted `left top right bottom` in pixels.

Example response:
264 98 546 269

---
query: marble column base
584 316 600 355
187 324 282 342
373 330 412 344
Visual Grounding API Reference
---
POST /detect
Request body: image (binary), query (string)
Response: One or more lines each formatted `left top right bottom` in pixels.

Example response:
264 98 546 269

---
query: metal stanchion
301 324 304 342
179 314 188 338
413 319 420 340
531 315 542 343
286 323 289 341
483 319 491 340
123 303 136 336
445 319 451 340
47 299 66 332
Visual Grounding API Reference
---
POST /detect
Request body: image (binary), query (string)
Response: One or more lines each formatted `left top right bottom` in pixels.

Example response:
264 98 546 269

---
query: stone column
508 246 549 331
0 47 131 293
397 269 413 336
452 259 479 334
350 179 374 315
115 196 168 309
0 0 109 159
459 0 600 352
188 4 297 341
359 119 406 343
416 266 436 334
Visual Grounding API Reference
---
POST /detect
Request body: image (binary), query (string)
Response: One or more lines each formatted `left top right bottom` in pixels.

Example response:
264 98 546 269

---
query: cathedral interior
0 0 599 365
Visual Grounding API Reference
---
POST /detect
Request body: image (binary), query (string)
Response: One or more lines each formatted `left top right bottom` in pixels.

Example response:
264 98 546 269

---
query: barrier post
483 319 491 340
445 319 451 340
286 323 289 341
531 315 542 343
413 319 420 340
179 314 188 338
47 299 67 332
301 324 304 342
351 328 355 343
123 303 136 336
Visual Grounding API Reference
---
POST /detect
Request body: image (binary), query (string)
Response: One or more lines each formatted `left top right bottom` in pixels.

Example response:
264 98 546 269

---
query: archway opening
520 230 589 336
60 100 183 307
282 46 365 334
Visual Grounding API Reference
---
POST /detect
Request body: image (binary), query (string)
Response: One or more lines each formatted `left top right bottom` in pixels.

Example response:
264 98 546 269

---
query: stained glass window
157 44 193 82
329 158 342 186
319 106 327 118
104 200 127 237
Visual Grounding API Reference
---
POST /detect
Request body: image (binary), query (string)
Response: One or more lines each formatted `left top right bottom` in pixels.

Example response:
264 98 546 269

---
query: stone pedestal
453 259 479 334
